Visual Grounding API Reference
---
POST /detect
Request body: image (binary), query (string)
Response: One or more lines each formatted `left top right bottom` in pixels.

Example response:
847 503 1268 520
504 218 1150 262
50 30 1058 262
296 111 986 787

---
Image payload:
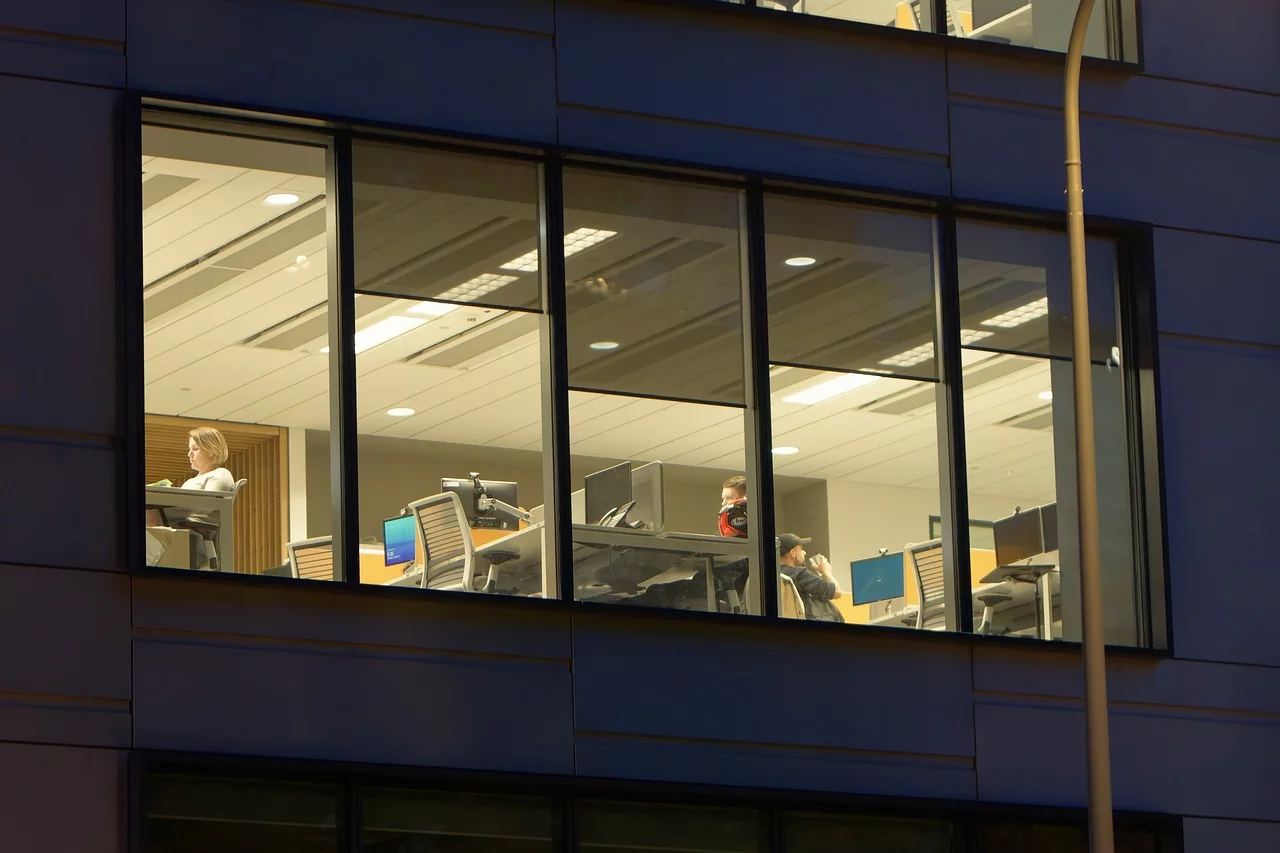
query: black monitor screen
440 477 520 530
994 507 1045 566
585 462 632 526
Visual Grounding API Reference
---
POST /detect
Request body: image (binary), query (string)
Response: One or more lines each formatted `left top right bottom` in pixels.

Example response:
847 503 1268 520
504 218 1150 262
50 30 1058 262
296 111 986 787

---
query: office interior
141 119 1145 644
747 0 1121 59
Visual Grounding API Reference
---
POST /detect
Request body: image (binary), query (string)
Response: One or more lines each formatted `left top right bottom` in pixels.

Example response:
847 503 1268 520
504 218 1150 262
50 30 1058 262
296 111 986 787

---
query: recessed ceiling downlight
387 407 416 417
589 341 620 351
784 256 816 267
771 446 800 455
264 192 300 206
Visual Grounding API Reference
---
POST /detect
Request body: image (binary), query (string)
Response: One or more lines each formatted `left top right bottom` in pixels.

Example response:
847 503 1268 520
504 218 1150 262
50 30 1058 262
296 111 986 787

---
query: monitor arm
470 472 533 525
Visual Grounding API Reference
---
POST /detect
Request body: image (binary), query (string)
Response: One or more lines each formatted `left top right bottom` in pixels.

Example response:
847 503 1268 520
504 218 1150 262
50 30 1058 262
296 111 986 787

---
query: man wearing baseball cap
778 533 845 623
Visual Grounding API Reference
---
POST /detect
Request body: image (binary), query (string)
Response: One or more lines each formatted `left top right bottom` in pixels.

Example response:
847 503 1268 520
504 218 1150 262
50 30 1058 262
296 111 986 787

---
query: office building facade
1 0 1276 850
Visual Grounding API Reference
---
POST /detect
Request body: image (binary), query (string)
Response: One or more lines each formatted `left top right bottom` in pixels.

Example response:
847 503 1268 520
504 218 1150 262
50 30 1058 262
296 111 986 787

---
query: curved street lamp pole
1063 2 1114 852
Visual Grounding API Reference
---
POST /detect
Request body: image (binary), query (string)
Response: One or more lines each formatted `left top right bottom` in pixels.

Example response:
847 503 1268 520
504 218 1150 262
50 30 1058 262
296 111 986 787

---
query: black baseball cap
777 533 812 555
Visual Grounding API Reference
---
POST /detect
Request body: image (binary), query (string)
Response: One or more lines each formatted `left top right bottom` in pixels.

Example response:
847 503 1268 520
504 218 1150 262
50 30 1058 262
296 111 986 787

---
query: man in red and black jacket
718 475 748 538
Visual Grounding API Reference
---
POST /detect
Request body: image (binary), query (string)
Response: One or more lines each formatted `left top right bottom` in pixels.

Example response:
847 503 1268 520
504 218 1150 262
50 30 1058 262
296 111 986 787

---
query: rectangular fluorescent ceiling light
407 300 458 316
960 329 994 345
878 330 994 369
430 273 517 304
783 372 880 405
981 297 1049 328
322 315 426 354
499 228 617 272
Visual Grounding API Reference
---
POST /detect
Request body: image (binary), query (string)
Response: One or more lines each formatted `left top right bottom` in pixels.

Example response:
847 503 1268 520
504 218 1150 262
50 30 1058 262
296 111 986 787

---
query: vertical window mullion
541 159 574 604
326 133 360 585
342 779 361 853
934 213 973 633
744 180 779 618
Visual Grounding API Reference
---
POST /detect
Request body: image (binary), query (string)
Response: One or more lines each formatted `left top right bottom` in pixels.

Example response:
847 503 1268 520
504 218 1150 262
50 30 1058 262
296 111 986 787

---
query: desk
980 563 1057 639
386 524 752 611
145 486 238 572
867 580 1027 629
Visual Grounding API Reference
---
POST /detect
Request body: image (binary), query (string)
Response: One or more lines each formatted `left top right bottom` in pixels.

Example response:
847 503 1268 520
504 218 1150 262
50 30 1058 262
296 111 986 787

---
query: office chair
286 537 335 581
975 589 1013 634
409 491 519 593
740 574 806 619
903 539 946 630
178 478 247 571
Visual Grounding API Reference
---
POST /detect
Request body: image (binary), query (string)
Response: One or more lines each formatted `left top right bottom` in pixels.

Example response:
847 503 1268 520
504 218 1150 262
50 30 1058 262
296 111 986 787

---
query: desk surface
387 524 751 595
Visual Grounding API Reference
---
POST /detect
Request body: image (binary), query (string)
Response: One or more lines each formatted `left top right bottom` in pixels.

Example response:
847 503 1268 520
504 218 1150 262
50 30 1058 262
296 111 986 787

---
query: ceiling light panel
433 273 518 303
981 297 1049 328
500 228 617 272
350 316 426 354
783 372 881 405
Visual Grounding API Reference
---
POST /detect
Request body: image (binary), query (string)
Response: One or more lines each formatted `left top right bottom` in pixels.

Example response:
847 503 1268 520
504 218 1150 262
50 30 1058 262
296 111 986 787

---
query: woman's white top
181 467 235 491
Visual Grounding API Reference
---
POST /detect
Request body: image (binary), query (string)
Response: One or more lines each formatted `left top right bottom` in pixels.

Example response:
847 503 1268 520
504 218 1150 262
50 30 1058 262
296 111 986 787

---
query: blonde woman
182 427 235 491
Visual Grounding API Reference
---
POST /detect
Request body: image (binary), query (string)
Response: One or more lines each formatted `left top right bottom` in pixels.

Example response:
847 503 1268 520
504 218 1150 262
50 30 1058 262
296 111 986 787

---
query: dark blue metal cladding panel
554 0 951 157
126 0 558 142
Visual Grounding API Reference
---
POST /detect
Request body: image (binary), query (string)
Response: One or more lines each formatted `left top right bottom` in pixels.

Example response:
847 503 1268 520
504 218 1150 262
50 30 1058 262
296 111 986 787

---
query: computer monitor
440 476 521 530
851 553 906 605
629 461 665 531
994 506 1046 566
1040 502 1058 552
584 461 632 526
383 514 416 567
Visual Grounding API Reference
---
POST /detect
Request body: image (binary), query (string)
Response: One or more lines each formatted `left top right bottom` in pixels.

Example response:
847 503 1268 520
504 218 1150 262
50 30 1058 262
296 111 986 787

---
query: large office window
348 142 553 597
142 121 337 580
561 168 758 615
764 195 946 629
957 220 1140 645
731 0 1135 61
364 787 557 853
142 772 1173 853
135 110 1163 649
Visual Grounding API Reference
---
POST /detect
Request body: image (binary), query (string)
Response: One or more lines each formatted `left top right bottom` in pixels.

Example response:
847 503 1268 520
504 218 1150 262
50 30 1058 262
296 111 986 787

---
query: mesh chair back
408 492 474 589
287 536 334 581
907 539 947 629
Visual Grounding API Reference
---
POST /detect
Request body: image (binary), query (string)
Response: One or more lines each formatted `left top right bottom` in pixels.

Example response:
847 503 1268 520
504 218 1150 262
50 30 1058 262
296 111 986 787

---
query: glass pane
350 145 550 597
977 821 1163 853
353 142 541 310
963 354 1138 644
759 0 938 31
764 196 944 629
765 195 939 380
364 788 556 853
142 123 335 580
783 811 952 853
771 368 943 628
569 392 755 614
562 168 745 406
957 220 1118 364
145 774 339 853
958 0 1118 59
579 801 758 853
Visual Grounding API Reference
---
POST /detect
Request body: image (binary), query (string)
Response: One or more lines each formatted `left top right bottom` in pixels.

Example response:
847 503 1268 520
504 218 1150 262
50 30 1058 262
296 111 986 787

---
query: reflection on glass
783 812 952 853
580 801 758 853
351 143 549 598
758 0 938 30
957 0 1119 59
364 788 556 853
141 123 333 579
563 170 755 615
145 775 339 853
562 169 745 405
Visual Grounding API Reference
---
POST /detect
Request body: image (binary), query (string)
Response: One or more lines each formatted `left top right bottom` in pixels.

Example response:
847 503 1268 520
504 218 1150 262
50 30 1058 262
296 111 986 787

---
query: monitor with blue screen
851 553 906 605
383 514 417 567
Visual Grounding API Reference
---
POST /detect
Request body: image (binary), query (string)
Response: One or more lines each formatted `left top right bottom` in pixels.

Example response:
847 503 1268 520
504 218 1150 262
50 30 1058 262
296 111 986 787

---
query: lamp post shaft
1063 2 1114 852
